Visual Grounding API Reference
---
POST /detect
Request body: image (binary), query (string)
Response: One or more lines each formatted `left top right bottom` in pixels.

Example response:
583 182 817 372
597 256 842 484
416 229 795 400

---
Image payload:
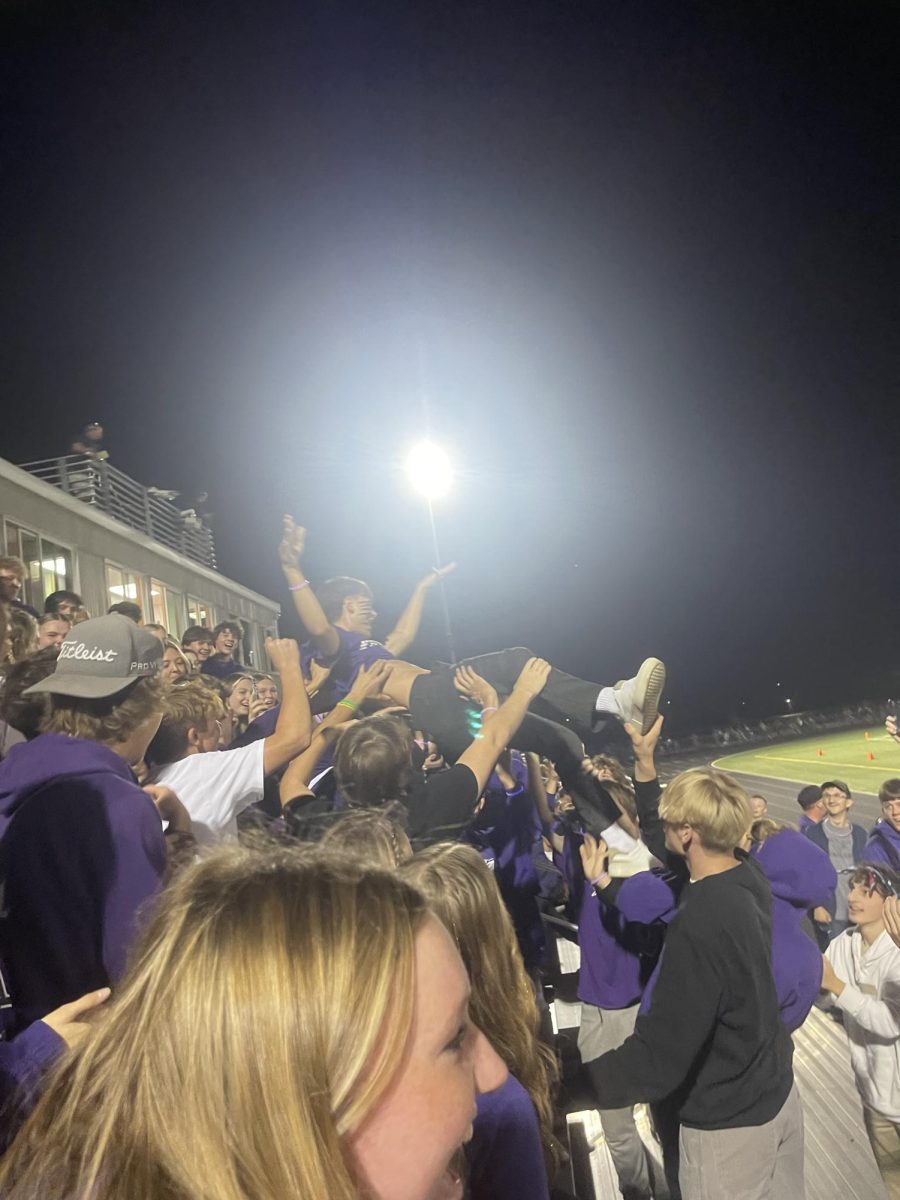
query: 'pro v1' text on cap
24 614 163 700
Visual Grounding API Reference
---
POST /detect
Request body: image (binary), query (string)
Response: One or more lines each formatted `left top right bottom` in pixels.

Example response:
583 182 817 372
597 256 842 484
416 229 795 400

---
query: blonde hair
321 802 413 869
400 843 562 1179
659 767 752 854
0 845 428 1200
749 816 793 846
42 674 168 744
149 677 224 763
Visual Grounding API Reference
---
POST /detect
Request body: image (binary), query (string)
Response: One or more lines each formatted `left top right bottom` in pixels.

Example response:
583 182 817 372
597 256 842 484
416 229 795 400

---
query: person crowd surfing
0 514 897 1200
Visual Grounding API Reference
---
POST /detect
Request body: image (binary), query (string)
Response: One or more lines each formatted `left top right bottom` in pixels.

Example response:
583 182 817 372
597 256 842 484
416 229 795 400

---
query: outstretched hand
278 514 307 571
580 833 609 882
454 665 499 710
513 656 551 701
347 659 393 703
624 714 664 759
420 562 457 589
884 896 900 949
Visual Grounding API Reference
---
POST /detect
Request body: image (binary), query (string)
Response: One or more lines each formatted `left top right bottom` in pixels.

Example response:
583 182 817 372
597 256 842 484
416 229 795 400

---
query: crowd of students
0 527 897 1200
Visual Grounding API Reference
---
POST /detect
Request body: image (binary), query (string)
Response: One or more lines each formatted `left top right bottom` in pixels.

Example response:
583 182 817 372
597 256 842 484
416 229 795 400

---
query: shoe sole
633 657 666 734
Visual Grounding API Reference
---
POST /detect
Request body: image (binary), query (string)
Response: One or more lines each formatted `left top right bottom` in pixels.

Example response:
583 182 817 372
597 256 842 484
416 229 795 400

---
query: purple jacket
864 820 900 871
0 734 167 1033
751 829 836 1031
468 1074 549 1200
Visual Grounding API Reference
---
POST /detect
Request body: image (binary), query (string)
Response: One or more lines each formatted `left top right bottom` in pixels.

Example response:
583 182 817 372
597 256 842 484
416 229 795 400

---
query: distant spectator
161 639 191 683
887 715 900 745
0 615 169 1034
36 614 70 650
181 625 214 664
70 421 107 459
107 601 142 624
805 780 867 944
201 620 243 679
750 793 769 818
7 610 38 662
865 779 900 872
797 784 825 833
43 590 82 619
0 558 39 620
144 623 168 643
255 673 279 711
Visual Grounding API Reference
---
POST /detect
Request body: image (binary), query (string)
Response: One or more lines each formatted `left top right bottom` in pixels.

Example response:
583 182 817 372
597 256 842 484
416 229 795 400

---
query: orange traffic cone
868 751 875 761
817 749 824 757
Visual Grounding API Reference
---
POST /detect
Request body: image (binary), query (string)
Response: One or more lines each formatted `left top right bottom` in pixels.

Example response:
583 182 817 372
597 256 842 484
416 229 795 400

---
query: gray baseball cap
24 614 163 700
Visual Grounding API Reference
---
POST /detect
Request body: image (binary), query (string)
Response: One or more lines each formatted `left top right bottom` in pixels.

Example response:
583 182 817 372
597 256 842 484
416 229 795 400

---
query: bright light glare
405 441 453 499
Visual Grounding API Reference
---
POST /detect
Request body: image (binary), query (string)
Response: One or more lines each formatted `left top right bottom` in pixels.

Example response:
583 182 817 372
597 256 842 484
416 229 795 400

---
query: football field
713 726 899 797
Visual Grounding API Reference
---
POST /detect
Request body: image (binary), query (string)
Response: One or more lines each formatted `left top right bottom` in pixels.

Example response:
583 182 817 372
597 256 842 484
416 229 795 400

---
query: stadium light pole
405 441 456 664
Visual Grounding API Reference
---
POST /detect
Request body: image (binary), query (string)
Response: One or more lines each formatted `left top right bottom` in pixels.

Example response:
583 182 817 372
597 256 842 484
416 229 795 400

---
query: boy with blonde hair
586 767 803 1200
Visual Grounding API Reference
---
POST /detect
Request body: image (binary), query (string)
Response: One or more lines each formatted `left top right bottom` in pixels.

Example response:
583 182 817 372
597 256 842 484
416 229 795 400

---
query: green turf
712 727 900 796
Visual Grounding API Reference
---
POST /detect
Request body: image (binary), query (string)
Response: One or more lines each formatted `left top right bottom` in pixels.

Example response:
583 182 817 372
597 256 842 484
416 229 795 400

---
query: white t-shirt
153 741 265 847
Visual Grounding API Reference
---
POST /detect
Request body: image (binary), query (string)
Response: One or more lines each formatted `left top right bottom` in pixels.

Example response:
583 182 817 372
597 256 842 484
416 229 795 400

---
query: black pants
408 650 621 831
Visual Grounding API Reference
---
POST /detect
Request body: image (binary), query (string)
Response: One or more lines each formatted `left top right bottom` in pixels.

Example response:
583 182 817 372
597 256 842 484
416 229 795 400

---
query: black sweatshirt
590 855 793 1130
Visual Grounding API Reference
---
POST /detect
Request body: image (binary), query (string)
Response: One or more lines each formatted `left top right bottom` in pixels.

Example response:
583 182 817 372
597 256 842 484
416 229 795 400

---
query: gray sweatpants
580 1003 654 1200
678 1082 805 1200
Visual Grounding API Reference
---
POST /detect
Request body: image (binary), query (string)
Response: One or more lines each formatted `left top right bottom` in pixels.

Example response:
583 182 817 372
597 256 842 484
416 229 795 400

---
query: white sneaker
613 658 666 735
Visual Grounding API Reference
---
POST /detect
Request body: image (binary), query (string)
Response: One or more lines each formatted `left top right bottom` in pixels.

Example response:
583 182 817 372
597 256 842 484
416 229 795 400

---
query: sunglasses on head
841 866 898 898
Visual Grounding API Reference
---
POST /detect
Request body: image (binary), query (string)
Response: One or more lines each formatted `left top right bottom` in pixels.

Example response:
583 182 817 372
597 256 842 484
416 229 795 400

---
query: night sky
2 0 897 731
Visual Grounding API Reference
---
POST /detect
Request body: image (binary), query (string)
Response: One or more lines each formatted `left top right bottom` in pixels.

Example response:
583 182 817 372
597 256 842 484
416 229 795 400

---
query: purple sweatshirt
466 755 546 969
0 734 167 1034
0 1019 63 1148
467 1074 549 1200
864 820 900 871
559 833 669 1010
750 829 837 1031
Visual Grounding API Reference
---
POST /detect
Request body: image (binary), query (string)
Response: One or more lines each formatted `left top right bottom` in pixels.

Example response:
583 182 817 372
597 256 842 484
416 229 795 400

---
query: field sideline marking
710 758 878 798
758 754 896 773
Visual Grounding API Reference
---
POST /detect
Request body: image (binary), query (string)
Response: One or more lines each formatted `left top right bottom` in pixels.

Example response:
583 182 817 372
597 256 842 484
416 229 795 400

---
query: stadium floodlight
405 441 453 500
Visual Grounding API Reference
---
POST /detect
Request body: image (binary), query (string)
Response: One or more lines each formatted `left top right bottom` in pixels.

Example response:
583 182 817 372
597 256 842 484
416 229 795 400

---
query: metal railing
18 456 217 569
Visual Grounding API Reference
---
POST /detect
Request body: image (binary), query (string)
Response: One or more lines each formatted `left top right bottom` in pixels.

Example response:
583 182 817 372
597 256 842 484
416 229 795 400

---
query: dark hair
879 779 900 806
797 784 823 811
317 577 372 623
0 647 60 738
182 625 214 648
212 621 242 641
847 862 900 900
821 779 851 799
44 590 82 614
333 715 413 809
108 601 143 623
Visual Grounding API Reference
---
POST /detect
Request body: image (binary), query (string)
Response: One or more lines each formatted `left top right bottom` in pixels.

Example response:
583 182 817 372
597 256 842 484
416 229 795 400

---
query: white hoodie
825 927 900 1120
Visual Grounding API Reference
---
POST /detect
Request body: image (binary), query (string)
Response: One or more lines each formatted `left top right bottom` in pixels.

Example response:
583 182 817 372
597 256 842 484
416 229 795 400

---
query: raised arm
278 515 341 658
279 661 393 806
384 563 457 657
261 638 313 775
453 658 551 796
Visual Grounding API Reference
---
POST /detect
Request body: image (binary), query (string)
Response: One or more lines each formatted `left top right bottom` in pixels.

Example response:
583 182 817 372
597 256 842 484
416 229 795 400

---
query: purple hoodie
559 833 669 1010
0 734 167 1034
750 829 836 1031
864 820 900 871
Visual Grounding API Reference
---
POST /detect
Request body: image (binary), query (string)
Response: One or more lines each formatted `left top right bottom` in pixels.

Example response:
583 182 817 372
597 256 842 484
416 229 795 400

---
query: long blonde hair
0 845 427 1200
400 843 562 1179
